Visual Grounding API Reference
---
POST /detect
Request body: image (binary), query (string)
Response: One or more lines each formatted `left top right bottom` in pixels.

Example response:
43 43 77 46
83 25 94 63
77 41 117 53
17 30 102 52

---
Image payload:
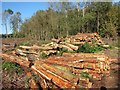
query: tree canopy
3 2 119 40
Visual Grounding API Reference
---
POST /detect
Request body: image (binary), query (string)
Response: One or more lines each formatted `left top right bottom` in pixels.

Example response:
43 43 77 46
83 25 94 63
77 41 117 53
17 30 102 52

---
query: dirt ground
2 71 26 89
102 49 119 89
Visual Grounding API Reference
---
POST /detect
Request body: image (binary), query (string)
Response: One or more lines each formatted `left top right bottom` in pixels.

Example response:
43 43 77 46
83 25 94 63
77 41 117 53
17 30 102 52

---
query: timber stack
0 52 111 89
14 33 108 56
52 33 104 45
1 33 111 89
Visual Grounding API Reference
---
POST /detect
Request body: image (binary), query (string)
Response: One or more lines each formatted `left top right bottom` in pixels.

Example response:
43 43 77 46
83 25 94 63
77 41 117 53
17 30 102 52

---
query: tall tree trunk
66 10 68 37
83 7 85 17
82 4 85 33
5 23 8 38
97 12 99 33
77 2 80 32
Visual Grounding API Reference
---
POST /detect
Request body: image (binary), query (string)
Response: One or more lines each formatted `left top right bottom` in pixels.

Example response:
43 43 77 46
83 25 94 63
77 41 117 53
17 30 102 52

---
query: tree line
2 2 119 40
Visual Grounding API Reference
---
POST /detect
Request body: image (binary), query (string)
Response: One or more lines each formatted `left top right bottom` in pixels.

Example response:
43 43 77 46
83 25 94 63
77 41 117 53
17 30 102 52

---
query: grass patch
2 61 23 75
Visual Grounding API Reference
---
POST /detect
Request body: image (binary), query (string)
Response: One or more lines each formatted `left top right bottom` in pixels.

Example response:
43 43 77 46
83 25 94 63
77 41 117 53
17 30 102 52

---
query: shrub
77 42 103 53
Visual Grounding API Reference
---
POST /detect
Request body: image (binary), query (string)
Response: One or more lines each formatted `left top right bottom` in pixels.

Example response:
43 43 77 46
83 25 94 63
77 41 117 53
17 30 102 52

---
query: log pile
0 52 111 89
52 33 104 45
2 43 15 51
15 33 107 56
1 33 111 89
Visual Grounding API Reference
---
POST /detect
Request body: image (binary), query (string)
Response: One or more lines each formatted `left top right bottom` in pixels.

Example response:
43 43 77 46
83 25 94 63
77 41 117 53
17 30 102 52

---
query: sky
0 2 49 34
0 0 119 34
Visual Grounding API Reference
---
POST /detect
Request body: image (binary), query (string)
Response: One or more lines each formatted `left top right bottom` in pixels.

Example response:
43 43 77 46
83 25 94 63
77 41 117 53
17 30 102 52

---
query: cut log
15 49 27 56
0 53 30 67
19 45 55 50
19 46 32 49
29 79 39 88
15 49 38 56
64 43 79 51
34 46 54 50
31 66 74 88
60 44 73 51
102 45 110 48
51 38 61 43
83 62 96 69
39 63 76 82
71 42 85 45
42 50 58 56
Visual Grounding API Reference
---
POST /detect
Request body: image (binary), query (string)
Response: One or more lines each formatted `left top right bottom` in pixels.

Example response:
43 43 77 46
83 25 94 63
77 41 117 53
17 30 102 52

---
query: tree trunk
97 12 99 33
83 7 85 17
77 2 80 32
82 5 85 33
5 23 8 38
66 10 68 37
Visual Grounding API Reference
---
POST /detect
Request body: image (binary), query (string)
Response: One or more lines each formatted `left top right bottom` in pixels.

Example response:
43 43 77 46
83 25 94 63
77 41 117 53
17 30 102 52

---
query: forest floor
1 38 120 89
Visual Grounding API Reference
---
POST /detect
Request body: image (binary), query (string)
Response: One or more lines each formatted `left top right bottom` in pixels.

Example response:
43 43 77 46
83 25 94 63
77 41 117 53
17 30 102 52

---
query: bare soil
2 71 26 89
102 49 119 89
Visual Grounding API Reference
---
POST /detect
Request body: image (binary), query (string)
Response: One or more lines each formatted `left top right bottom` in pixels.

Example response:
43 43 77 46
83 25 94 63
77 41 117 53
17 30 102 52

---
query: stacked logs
1 33 110 89
52 33 104 45
14 33 108 56
0 52 111 89
38 53 110 81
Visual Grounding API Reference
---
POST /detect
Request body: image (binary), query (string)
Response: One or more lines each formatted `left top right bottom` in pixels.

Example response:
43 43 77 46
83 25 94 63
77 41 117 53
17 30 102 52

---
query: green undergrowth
2 61 24 75
77 42 104 53
39 53 49 59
